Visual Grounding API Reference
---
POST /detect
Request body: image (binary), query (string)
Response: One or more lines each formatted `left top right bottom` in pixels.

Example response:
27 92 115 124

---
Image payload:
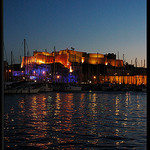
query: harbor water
4 91 147 149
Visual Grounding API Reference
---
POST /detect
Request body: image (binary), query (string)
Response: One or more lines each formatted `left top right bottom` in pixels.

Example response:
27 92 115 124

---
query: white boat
4 89 17 94
29 87 40 93
63 85 82 92
16 88 22 93
21 87 40 94
40 83 53 92
21 88 29 94
52 83 81 92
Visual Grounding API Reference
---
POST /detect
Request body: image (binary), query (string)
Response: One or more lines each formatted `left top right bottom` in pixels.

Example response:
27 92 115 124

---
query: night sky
4 0 146 66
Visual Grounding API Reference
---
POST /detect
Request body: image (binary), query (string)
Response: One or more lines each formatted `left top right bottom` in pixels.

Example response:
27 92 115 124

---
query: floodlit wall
88 57 105 64
116 60 124 67
55 54 71 68
21 55 54 67
22 49 124 68
107 59 123 67
88 53 104 58
33 51 52 56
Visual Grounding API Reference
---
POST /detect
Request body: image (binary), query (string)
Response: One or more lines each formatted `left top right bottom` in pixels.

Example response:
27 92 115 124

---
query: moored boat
40 83 53 92
52 83 81 92
21 87 40 94
101 82 112 91
63 85 82 92
21 88 29 94
4 89 17 94
28 87 40 93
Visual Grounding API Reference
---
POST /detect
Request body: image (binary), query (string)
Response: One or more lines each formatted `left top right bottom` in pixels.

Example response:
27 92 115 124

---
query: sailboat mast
123 54 124 65
20 56 21 80
97 52 98 83
123 54 124 84
115 53 116 83
45 49 47 81
53 46 56 82
27 50 29 75
71 47 75 83
24 39 26 77
135 58 137 85
11 51 13 81
131 60 133 84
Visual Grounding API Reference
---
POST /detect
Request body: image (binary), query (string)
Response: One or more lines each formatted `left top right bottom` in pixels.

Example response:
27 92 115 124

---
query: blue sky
4 0 146 66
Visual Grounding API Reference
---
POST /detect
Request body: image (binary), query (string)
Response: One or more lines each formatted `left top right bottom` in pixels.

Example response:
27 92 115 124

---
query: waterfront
4 91 146 149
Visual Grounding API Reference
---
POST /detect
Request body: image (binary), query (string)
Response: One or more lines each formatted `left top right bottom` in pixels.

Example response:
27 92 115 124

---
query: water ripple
4 92 147 149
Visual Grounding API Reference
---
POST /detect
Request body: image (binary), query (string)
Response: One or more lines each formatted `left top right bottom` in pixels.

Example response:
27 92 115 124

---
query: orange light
105 62 108 65
57 75 60 79
93 76 96 79
69 66 73 72
9 69 11 72
82 58 85 63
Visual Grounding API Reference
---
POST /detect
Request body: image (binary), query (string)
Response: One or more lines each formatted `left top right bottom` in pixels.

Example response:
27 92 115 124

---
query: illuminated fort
17 48 146 85
21 49 123 68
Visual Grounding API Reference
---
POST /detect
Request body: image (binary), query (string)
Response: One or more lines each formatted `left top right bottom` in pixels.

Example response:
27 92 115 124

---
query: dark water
4 91 147 150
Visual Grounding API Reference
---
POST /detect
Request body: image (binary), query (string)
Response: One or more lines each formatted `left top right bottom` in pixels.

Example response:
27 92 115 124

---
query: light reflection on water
4 91 146 149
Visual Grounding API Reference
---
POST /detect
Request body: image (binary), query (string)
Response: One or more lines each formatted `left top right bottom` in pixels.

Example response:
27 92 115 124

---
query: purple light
30 76 36 80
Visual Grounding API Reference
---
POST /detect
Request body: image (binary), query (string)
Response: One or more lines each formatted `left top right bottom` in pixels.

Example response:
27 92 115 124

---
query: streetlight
57 75 60 79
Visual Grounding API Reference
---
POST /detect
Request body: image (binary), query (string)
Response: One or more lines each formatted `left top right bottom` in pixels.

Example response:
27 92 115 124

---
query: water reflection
26 95 50 149
4 92 147 149
88 93 97 116
115 96 120 116
54 93 75 145
29 95 48 136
